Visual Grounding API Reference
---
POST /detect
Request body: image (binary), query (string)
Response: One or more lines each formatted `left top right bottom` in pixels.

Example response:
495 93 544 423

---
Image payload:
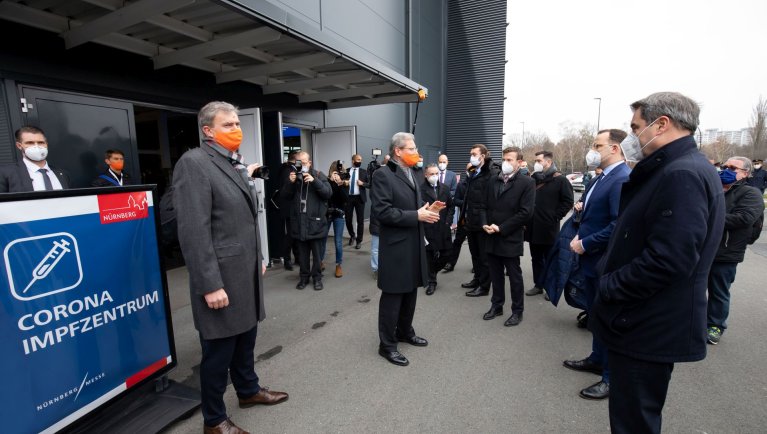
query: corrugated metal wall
445 0 506 168
0 84 15 165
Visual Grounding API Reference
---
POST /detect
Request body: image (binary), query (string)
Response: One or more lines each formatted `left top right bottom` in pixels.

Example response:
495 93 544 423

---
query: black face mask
353 161 362 168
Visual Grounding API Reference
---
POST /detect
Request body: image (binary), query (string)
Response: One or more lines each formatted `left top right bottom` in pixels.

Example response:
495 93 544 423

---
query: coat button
661 209 672 217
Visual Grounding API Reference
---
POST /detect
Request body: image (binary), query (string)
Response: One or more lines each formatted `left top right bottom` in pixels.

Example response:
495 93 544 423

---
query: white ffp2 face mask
620 119 659 163
438 163 447 171
586 149 602 167
23 145 48 162
533 162 543 173
501 161 515 175
428 175 439 186
470 155 481 167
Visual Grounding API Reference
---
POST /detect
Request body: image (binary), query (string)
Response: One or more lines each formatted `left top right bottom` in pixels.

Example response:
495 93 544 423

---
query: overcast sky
503 0 767 142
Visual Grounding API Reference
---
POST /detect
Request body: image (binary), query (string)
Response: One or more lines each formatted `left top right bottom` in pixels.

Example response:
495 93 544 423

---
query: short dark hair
15 126 46 142
535 150 553 160
503 146 523 160
105 149 124 159
471 144 488 156
597 129 628 145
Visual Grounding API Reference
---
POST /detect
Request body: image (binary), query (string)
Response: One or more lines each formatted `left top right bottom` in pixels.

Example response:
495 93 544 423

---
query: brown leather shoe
203 418 249 434
335 264 343 278
238 387 289 408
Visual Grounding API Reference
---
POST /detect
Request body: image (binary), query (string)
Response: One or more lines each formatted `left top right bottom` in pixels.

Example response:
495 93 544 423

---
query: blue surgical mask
719 169 737 185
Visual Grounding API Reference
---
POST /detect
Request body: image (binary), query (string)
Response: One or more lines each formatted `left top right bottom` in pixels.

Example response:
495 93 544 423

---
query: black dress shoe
283 260 294 271
579 381 609 400
576 311 588 329
461 279 479 288
378 348 409 366
425 284 436 295
348 238 355 246
355 242 361 249
442 263 454 272
313 280 324 291
563 358 603 375
296 280 308 290
397 335 428 346
483 306 503 320
465 287 489 297
504 312 522 326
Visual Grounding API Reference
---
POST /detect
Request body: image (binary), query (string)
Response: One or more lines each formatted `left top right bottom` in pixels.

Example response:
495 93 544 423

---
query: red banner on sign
97 192 149 224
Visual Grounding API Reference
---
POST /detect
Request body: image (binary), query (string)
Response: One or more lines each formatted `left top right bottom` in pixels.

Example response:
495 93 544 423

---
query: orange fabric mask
109 161 124 171
401 152 421 168
214 129 243 152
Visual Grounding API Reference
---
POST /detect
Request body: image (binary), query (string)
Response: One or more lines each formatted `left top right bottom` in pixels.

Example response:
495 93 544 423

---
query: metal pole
594 97 602 132
520 121 525 146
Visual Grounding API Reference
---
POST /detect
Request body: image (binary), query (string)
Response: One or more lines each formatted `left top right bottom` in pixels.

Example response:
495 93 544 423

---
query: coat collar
629 135 698 184
202 144 254 211
387 159 416 191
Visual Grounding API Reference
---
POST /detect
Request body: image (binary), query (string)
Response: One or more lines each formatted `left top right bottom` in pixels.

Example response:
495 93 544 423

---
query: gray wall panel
445 0 506 167
264 0 321 27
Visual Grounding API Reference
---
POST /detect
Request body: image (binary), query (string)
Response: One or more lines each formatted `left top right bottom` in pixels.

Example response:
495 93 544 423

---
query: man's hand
482 224 500 234
262 263 267 275
418 203 440 223
357 179 364 186
570 234 585 255
573 201 583 212
204 288 229 309
247 163 261 178
289 171 297 183
428 201 446 213
303 173 315 183
451 223 458 230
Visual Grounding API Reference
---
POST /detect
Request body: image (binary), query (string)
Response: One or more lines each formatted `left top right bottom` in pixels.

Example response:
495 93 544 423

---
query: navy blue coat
590 136 725 363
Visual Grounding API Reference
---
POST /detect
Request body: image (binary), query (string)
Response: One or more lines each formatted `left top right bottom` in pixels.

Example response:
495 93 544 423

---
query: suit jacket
0 160 70 192
526 169 574 244
345 165 369 203
90 169 135 187
173 145 265 340
484 172 536 257
576 162 631 278
439 169 458 198
420 180 454 251
371 160 428 293
591 136 725 363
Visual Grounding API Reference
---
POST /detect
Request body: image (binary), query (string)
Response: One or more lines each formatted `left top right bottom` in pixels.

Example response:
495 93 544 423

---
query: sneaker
707 326 722 345
525 286 543 296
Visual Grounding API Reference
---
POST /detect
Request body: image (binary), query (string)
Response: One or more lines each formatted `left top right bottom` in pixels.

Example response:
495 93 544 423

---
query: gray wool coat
173 145 265 340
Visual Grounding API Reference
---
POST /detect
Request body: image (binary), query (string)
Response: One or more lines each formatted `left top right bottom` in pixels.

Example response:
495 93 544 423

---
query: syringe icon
22 239 71 293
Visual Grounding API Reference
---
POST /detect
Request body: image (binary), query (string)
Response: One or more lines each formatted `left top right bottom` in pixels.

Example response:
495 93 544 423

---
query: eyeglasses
403 147 418 152
590 143 612 150
722 165 746 172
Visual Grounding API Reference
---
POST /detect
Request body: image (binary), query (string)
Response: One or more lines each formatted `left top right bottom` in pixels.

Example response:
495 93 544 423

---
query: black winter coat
591 136 725 363
747 167 767 193
420 180 454 251
280 169 332 240
371 160 429 293
526 168 574 244
484 172 536 257
715 181 764 263
462 159 498 232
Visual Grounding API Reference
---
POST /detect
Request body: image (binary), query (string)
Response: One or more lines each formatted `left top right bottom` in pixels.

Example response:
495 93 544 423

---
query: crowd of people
2 92 764 434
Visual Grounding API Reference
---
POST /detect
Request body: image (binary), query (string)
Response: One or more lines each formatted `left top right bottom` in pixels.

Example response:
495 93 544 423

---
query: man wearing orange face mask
91 149 134 187
371 132 440 367
173 101 288 434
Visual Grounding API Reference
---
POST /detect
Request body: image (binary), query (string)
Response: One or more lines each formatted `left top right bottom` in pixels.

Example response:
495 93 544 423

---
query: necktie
38 168 54 191
349 168 357 195
440 171 445 183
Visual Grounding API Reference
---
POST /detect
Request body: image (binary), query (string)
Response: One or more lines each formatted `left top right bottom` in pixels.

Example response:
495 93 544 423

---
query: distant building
701 128 752 146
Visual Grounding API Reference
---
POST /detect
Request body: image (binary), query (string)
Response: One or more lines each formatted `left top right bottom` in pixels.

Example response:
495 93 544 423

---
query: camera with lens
293 160 303 172
251 166 269 180
335 160 350 180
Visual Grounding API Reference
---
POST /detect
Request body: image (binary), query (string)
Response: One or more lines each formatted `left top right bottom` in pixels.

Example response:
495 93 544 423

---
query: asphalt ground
163 218 767 434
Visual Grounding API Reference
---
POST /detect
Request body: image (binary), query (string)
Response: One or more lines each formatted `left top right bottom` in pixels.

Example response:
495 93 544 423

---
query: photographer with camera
320 160 350 278
280 151 332 290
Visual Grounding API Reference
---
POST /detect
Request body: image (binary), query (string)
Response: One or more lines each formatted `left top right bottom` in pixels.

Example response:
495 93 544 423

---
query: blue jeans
371 235 379 271
320 217 344 265
707 261 738 330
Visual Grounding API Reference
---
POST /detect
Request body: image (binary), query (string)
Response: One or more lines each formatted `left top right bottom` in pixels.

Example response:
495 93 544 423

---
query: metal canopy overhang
0 0 427 109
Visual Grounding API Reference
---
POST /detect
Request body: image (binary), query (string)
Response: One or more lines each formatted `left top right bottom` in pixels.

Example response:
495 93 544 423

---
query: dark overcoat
484 172 536 257
280 168 332 240
173 145 265 340
526 169 574 244
420 180 454 252
371 160 429 293
590 136 725 363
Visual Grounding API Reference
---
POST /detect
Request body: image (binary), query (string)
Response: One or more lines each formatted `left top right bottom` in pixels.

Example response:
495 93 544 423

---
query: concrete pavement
163 226 767 433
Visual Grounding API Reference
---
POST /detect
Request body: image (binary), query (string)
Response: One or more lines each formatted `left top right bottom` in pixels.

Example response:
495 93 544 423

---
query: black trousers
298 238 323 281
608 350 674 434
378 290 417 352
427 248 451 285
529 243 552 288
199 326 261 427
345 195 365 242
447 224 467 267
467 230 490 289
488 253 524 313
282 217 299 263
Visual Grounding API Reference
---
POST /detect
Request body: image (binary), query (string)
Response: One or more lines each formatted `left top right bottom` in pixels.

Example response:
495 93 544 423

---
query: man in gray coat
371 132 440 366
174 101 287 434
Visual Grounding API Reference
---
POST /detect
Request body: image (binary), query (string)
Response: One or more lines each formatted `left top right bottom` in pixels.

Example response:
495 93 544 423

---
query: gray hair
630 92 700 134
728 156 752 176
425 163 438 171
198 101 238 133
389 132 415 155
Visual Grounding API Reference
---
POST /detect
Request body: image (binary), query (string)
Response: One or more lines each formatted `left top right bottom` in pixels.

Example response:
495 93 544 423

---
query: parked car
566 172 585 192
